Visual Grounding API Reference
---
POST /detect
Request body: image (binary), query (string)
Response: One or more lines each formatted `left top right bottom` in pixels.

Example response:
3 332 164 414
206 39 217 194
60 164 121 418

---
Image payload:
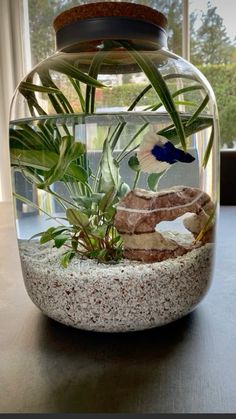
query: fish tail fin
176 149 195 163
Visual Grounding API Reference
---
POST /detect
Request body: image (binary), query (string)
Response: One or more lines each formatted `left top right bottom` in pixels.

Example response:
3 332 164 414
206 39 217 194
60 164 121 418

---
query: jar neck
56 16 168 52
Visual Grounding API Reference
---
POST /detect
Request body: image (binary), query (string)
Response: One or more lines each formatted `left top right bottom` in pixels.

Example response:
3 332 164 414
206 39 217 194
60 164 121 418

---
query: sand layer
19 240 214 332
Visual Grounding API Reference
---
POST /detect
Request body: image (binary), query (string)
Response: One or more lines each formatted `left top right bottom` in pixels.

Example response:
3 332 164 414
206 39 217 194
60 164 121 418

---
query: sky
190 0 236 41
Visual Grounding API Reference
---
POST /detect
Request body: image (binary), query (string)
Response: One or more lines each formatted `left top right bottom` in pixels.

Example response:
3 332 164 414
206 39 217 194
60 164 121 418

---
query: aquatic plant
10 41 214 265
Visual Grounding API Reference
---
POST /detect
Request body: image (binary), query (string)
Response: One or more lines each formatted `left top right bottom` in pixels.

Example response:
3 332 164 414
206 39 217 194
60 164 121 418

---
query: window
190 0 236 149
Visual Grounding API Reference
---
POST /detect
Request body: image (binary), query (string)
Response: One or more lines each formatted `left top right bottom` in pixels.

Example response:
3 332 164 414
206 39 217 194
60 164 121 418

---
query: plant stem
46 187 78 209
133 171 140 189
117 123 148 162
13 192 65 225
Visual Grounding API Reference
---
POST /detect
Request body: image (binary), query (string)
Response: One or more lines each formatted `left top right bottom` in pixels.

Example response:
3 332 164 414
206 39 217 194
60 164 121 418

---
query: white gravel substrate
19 240 214 332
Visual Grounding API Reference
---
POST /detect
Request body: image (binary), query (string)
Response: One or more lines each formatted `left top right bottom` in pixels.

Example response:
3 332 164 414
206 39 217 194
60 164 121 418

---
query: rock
124 247 189 263
114 186 214 262
121 231 193 250
122 231 195 262
183 202 215 244
114 186 212 234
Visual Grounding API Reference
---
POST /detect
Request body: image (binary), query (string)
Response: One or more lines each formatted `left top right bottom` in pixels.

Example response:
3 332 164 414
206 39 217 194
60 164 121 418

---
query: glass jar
9 2 219 332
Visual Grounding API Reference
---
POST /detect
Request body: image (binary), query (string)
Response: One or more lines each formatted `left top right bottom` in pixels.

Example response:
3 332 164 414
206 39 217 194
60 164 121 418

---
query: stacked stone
114 186 214 262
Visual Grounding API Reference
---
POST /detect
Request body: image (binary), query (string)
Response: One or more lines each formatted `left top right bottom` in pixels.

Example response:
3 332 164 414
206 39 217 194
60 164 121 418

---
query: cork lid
53 2 168 33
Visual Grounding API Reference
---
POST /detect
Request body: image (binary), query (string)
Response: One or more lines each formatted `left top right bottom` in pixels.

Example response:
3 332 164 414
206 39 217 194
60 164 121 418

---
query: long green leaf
19 81 60 93
121 41 187 151
38 136 85 188
18 87 47 116
128 84 152 110
13 192 64 224
38 70 74 114
10 125 52 151
98 139 121 193
158 117 213 144
11 149 59 171
60 250 75 268
144 85 203 112
109 84 153 149
11 147 87 184
117 123 149 162
195 203 216 242
98 186 116 213
66 208 89 227
164 73 199 82
68 77 85 112
203 125 215 168
85 52 107 113
46 58 106 88
186 94 210 127
66 163 88 184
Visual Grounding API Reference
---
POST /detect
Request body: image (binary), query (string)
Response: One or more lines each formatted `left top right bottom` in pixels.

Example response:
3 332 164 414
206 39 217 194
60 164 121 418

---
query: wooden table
0 201 236 413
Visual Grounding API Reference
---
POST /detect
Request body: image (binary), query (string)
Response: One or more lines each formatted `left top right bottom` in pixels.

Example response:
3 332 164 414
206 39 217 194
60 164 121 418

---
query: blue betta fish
137 130 195 173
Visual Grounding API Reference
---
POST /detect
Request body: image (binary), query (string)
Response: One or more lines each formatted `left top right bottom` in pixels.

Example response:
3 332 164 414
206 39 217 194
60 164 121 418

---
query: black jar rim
53 2 168 52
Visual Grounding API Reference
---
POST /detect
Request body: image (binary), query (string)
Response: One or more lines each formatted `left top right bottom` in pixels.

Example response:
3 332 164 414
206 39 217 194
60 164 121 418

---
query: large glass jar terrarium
9 2 219 332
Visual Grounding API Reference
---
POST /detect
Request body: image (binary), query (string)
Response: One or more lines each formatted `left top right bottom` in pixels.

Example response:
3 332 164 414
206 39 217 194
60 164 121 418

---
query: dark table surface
0 202 236 413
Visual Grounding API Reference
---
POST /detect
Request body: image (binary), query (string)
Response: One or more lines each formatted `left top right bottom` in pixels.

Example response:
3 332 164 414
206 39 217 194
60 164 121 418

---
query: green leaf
120 41 186 151
54 234 69 248
60 250 75 268
17 166 43 185
19 81 60 94
66 208 89 227
10 149 88 185
46 58 106 88
148 171 166 191
162 84 204 113
13 192 63 223
186 94 210 127
158 117 213 145
68 77 85 112
66 163 88 184
174 100 196 106
85 51 108 113
11 148 57 171
18 87 47 116
104 204 116 221
128 84 152 111
98 186 116 213
128 155 140 172
111 235 122 245
92 225 107 239
118 182 130 197
40 227 57 244
10 125 52 151
203 125 215 168
37 136 85 188
97 249 107 259
38 70 74 114
172 85 205 96
195 204 216 243
98 139 121 193
72 193 104 209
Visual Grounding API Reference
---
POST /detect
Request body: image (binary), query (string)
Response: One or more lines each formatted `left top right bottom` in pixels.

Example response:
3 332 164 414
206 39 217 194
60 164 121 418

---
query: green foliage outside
191 5 234 65
198 64 236 147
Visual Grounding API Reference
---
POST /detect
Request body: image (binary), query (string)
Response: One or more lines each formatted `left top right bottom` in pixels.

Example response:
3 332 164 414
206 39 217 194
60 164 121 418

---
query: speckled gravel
19 240 214 332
